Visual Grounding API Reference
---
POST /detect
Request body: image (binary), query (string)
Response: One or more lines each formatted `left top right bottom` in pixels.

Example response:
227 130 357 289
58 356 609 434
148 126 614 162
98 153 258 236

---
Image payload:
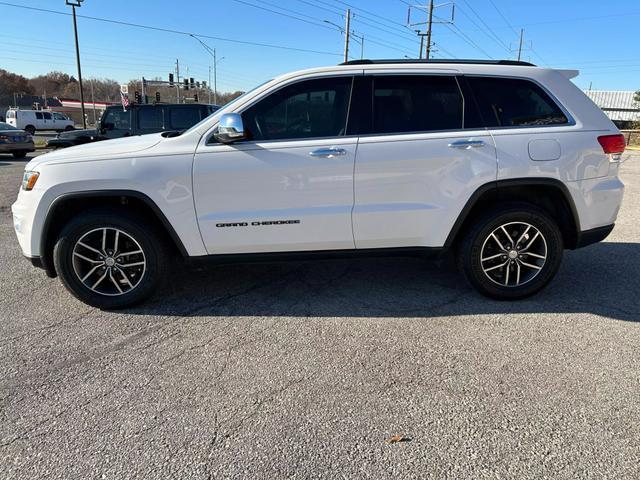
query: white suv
12 59 626 308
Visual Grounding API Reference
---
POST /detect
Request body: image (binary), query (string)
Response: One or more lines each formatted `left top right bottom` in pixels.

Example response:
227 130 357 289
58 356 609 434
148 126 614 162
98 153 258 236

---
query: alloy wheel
71 227 146 296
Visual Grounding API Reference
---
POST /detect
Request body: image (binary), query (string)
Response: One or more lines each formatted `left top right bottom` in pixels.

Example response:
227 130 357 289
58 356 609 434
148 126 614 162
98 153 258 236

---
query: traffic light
202 81 207 88
168 73 174 87
196 81 201 89
190 77 195 89
194 93 198 102
134 91 141 103
184 78 189 91
155 92 161 103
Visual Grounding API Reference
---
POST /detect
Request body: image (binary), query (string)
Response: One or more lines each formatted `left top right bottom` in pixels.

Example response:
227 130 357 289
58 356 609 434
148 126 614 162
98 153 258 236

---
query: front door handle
448 139 486 149
309 147 347 158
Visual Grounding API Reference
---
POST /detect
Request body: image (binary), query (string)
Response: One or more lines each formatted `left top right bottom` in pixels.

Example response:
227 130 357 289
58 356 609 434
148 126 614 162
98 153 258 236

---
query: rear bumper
0 143 35 152
575 224 614 249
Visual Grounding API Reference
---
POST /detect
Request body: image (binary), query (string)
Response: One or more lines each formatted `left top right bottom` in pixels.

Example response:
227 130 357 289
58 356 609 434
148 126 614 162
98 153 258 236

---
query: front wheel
12 151 27 159
53 210 168 309
458 204 563 300
65 125 75 131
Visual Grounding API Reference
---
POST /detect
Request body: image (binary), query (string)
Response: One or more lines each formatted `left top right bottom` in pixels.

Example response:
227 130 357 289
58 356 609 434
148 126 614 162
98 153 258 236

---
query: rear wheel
458 204 563 299
24 125 35 135
53 210 169 309
12 151 27 159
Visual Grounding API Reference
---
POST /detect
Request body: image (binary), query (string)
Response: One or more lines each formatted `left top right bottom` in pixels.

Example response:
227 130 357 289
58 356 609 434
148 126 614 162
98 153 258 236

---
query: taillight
598 134 626 154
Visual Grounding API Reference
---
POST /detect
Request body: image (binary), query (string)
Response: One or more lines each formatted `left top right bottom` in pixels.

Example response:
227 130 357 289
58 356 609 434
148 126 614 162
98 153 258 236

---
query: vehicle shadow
129 242 640 322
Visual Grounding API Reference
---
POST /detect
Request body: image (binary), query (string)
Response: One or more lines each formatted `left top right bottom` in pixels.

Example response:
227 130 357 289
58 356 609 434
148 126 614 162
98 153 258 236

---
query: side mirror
214 113 246 144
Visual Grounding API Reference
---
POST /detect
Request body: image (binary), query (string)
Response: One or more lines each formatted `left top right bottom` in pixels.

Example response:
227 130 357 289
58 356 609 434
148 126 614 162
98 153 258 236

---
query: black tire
12 151 27 159
65 125 75 131
457 203 563 300
24 125 35 135
53 209 169 309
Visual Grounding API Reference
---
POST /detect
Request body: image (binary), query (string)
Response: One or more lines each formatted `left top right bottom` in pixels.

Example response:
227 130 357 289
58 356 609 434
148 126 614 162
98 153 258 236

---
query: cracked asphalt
1 151 639 479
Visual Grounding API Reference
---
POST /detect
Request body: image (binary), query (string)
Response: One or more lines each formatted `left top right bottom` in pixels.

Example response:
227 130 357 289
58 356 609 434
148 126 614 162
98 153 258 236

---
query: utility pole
343 9 351 62
90 79 97 125
213 48 218 105
208 65 212 104
517 28 524 61
407 1 454 59
425 0 434 59
175 59 180 104
66 0 86 129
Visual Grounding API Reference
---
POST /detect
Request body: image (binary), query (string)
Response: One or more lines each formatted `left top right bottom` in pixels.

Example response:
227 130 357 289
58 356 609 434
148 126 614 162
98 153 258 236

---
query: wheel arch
445 178 581 251
40 190 188 277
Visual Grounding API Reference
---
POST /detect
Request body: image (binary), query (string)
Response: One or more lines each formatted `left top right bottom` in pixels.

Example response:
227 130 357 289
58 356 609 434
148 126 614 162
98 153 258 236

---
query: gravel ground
1 151 639 479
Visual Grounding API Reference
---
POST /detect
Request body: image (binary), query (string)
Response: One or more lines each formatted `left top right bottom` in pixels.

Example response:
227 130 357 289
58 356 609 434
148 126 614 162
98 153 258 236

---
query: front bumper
46 138 76 148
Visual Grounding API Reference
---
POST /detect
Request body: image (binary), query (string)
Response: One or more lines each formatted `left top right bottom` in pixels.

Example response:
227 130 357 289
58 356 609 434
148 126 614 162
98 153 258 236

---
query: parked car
12 59 626 308
5 109 74 135
47 103 219 148
0 121 35 158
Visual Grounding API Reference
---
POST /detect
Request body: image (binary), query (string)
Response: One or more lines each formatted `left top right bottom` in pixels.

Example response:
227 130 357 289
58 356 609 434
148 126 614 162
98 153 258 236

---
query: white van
5 109 74 135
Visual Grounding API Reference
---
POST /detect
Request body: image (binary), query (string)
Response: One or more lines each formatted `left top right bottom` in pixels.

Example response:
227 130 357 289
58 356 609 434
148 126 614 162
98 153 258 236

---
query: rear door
352 73 497 249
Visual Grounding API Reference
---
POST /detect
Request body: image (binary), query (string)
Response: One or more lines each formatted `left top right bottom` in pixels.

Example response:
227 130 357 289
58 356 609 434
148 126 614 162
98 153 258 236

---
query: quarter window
242 77 353 141
466 77 568 127
372 75 463 134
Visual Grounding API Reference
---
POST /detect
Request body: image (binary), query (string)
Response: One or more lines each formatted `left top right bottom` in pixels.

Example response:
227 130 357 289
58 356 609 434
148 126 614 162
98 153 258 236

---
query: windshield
180 79 273 136
0 122 18 130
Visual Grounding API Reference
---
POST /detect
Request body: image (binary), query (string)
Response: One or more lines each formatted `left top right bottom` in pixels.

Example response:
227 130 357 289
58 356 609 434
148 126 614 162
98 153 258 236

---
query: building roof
584 90 640 122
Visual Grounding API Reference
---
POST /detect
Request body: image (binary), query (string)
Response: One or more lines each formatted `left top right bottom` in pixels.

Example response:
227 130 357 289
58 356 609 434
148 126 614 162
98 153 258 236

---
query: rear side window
137 108 164 131
35 112 43 119
467 77 568 127
168 107 202 130
372 75 463 134
43 112 52 120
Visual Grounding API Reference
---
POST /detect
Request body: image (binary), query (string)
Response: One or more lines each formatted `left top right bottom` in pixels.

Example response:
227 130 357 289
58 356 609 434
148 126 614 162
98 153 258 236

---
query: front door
193 76 357 254
352 74 498 249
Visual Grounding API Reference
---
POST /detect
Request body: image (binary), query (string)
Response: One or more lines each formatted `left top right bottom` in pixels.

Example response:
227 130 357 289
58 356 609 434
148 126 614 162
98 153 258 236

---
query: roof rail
340 59 536 67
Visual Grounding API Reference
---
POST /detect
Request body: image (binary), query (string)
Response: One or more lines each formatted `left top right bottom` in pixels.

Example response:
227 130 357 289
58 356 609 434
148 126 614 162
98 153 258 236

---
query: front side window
54 113 67 120
372 75 463 134
466 76 569 127
242 76 352 141
102 109 132 132
137 108 164 131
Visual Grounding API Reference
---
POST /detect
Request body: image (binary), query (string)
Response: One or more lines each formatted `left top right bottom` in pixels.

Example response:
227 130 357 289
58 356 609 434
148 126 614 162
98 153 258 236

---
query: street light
190 34 224 105
66 0 86 129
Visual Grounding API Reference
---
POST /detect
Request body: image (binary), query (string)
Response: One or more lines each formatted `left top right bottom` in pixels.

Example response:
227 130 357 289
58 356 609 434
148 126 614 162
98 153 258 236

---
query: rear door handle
448 139 486 149
309 147 347 158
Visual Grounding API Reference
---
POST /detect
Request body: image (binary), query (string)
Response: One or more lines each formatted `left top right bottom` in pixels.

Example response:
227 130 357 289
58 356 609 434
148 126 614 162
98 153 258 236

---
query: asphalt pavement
1 151 639 479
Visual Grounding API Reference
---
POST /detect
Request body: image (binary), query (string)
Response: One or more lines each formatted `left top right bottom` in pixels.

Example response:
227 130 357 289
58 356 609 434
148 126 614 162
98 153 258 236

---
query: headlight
21 171 39 191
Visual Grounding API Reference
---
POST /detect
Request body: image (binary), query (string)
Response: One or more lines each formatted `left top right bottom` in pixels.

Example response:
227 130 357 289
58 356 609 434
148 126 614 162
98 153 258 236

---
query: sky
0 0 639 94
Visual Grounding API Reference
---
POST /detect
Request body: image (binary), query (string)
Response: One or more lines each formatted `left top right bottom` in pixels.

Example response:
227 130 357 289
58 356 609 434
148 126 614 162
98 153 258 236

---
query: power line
458 0 511 53
487 0 519 37
0 2 342 57
443 22 494 59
